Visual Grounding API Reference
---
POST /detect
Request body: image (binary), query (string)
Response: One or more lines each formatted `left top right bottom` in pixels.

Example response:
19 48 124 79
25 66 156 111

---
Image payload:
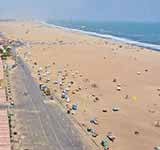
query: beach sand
0 21 160 150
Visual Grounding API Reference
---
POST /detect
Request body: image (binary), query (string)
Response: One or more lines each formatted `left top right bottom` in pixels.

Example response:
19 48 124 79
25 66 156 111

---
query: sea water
46 20 160 51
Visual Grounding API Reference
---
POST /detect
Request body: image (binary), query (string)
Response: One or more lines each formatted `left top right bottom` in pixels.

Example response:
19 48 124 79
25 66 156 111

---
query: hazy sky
0 0 160 22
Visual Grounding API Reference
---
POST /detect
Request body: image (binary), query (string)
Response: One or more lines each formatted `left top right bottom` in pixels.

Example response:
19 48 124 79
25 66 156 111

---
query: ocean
46 20 160 51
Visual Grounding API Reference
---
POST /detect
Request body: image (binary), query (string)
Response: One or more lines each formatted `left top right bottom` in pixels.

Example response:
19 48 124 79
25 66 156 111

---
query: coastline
42 21 160 51
0 20 160 150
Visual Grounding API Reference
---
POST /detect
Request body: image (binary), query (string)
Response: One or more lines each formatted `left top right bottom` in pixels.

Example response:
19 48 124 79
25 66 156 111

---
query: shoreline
41 21 160 51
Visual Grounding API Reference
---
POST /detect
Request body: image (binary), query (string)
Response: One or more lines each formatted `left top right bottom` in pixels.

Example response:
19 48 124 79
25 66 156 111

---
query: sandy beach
0 21 160 150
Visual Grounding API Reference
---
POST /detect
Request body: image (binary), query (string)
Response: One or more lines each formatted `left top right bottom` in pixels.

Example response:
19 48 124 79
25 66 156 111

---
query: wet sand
0 21 160 150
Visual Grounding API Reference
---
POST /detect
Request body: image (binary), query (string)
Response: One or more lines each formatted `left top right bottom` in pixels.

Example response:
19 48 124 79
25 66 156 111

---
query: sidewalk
0 57 11 150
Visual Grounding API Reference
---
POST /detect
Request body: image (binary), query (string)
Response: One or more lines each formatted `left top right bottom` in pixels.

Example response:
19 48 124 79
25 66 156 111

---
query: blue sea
46 20 160 51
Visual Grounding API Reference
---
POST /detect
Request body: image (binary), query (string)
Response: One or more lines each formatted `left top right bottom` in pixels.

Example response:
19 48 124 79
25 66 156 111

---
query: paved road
12 57 90 150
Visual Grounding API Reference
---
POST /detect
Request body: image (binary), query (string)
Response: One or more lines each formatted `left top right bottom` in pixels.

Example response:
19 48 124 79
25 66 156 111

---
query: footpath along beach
0 20 160 150
0 37 11 150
